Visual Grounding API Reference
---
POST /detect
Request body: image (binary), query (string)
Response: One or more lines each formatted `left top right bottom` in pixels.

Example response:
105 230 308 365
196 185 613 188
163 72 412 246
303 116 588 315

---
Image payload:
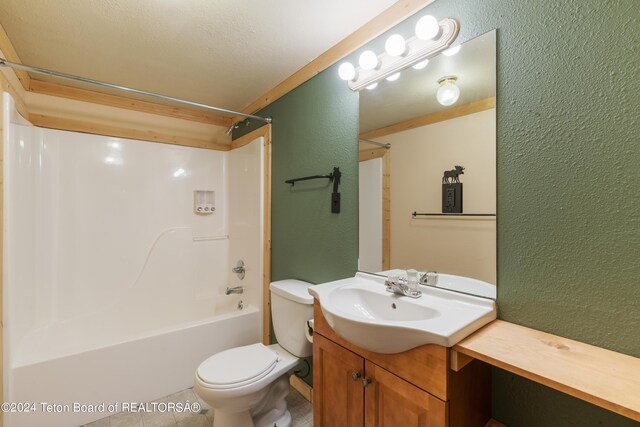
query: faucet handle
385 272 399 288
420 271 438 286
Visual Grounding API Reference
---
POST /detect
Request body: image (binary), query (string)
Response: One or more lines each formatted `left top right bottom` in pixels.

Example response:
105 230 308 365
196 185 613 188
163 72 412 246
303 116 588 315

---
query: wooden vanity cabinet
314 334 365 426
313 302 490 427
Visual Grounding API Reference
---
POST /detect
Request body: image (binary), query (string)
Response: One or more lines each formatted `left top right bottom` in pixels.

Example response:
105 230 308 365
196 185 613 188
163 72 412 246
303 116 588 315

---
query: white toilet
194 280 314 427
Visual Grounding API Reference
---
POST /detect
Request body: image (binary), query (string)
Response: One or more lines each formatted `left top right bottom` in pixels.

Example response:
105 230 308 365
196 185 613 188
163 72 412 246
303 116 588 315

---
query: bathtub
8 297 260 427
3 94 266 427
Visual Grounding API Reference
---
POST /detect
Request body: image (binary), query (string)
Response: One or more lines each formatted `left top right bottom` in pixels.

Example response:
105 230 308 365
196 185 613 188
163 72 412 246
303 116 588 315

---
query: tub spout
225 286 244 295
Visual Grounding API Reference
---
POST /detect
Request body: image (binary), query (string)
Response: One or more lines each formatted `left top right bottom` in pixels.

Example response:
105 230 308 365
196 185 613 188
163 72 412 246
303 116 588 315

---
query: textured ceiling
0 0 396 112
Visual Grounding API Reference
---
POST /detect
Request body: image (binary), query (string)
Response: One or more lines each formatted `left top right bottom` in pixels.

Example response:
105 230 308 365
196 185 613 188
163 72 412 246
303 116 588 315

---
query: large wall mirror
358 30 496 298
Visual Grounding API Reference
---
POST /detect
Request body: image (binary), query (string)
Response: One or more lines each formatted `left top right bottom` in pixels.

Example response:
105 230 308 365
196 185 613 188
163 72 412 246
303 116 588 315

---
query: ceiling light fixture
386 72 400 82
412 59 429 70
359 50 380 71
415 15 441 40
436 76 460 106
338 62 357 81
385 34 408 57
337 16 459 91
442 45 461 56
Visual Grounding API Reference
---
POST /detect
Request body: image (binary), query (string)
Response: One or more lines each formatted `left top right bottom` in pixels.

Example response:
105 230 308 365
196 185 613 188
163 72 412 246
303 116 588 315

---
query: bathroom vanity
312 303 491 427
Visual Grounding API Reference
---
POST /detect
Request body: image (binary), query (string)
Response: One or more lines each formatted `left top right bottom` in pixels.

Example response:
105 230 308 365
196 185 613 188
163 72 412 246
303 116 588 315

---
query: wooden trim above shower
360 97 496 141
2 37 232 151
0 24 234 129
262 126 274 345
237 0 436 119
230 126 270 150
29 81 233 127
232 125 274 345
0 24 31 91
29 114 231 151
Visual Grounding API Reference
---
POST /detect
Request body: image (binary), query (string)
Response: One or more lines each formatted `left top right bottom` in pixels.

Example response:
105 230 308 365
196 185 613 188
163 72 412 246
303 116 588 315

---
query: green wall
238 64 360 386
257 70 359 284
239 0 640 425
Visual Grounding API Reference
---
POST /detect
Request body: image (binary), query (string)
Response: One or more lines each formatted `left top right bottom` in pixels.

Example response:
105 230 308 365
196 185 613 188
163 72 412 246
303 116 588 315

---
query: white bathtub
8 299 260 427
3 94 266 427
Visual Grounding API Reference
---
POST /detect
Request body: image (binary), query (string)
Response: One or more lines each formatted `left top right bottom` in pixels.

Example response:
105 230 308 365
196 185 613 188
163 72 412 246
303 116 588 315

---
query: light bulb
415 15 440 40
386 73 400 82
442 45 461 56
359 50 379 71
436 77 460 106
366 83 378 90
412 59 429 70
338 62 356 81
385 34 407 57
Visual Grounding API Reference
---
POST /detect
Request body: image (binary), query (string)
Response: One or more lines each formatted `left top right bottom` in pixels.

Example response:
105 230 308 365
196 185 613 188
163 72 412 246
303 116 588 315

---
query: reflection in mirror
358 30 496 299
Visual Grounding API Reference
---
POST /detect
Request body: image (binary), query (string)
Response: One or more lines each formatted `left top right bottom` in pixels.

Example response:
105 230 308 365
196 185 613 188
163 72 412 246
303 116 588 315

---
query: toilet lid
197 343 278 388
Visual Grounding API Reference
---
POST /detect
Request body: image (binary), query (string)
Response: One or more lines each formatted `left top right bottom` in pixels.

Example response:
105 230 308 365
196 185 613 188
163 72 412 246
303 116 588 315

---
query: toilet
194 280 314 427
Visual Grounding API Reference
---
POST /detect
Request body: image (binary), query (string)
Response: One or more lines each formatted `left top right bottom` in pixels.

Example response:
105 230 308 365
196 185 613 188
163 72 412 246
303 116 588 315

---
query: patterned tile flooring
82 385 312 427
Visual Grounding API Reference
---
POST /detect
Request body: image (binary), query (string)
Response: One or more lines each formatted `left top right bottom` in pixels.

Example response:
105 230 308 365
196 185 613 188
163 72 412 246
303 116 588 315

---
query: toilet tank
270 280 314 358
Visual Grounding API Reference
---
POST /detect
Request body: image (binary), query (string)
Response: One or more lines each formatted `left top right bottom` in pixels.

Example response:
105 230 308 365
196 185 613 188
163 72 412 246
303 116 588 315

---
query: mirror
358 30 496 298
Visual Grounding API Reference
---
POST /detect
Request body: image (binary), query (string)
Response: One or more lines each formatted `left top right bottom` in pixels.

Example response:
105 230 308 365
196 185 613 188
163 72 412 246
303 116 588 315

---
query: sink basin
308 272 496 354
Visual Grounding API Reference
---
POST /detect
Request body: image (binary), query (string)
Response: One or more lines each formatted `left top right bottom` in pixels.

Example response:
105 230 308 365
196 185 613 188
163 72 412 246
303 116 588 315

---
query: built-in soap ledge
453 320 640 422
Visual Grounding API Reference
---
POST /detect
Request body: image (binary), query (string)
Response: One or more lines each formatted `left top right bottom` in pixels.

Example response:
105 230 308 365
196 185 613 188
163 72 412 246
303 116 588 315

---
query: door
313 334 365 427
364 361 447 427
358 157 383 272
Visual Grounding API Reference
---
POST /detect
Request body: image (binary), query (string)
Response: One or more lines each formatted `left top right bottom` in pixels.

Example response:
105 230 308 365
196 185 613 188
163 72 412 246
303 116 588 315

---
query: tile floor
82 385 312 427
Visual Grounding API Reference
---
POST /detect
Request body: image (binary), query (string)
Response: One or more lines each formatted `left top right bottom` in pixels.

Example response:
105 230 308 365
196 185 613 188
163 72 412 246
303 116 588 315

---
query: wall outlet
331 193 341 213
442 183 463 213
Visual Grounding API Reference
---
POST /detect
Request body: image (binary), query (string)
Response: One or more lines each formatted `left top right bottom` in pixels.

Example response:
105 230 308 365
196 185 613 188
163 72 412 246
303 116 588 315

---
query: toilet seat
196 343 279 390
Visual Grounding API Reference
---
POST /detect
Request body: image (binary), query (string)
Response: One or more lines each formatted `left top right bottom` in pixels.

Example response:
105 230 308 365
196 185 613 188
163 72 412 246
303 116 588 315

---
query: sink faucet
385 275 422 299
420 271 439 287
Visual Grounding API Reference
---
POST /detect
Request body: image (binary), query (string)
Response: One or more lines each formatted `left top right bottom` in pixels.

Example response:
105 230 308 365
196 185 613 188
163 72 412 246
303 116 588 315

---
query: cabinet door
364 361 447 427
314 334 365 427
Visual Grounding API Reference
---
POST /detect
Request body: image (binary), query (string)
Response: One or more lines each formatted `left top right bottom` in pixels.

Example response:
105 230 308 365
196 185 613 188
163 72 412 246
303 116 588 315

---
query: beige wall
379 108 496 284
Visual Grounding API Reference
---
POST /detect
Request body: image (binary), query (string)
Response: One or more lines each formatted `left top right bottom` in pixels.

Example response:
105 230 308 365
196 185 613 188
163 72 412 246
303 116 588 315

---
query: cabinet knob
351 371 361 381
362 377 373 388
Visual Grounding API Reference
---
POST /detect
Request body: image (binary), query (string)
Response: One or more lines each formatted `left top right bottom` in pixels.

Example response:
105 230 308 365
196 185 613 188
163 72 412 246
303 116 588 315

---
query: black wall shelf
412 212 496 217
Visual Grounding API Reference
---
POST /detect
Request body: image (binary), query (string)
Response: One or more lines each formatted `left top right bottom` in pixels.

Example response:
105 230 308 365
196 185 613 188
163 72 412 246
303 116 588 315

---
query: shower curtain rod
0 58 272 124
359 138 391 148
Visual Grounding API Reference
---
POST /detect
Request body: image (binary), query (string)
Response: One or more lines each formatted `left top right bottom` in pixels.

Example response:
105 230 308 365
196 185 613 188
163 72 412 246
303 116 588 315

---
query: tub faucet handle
232 260 246 280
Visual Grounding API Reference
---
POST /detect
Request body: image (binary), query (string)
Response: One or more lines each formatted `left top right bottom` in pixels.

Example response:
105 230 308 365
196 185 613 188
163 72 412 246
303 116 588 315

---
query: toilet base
212 409 291 427
212 375 292 427
213 410 253 427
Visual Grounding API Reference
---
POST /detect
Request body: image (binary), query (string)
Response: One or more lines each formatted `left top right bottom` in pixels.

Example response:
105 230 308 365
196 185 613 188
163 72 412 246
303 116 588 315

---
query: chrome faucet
385 275 422 299
225 286 244 295
420 271 439 287
232 260 245 280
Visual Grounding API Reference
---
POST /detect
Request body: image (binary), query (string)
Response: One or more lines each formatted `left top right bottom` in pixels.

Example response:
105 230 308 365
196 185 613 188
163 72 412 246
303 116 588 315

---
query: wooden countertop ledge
454 320 640 422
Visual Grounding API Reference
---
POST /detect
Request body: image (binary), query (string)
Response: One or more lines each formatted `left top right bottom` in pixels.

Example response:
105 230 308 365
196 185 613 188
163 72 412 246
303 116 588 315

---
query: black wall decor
442 166 465 213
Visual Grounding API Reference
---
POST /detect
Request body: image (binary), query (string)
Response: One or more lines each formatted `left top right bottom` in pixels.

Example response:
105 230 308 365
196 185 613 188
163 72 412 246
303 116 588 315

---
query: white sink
308 272 496 354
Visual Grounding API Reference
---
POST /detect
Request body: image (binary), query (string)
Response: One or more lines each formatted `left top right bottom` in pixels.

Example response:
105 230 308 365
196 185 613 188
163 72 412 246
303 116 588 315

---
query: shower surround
2 94 264 427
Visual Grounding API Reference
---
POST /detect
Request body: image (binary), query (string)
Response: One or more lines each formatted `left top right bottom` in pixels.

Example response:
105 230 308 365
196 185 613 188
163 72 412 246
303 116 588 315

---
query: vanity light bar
345 18 459 92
